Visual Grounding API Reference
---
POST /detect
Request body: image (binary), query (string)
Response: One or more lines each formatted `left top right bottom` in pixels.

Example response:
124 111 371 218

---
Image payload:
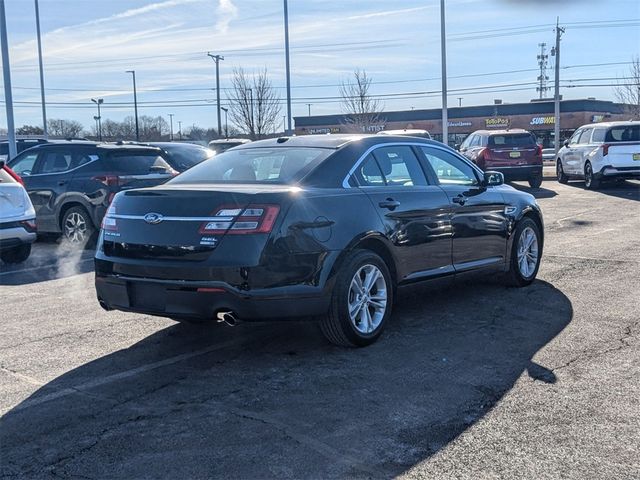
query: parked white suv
0 161 36 263
556 121 640 189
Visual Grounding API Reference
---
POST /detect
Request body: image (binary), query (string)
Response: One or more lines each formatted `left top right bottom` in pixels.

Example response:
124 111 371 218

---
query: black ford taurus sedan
95 135 543 347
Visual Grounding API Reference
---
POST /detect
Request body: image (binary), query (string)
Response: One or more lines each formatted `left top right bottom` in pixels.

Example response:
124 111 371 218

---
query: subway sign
530 116 555 126
485 117 510 128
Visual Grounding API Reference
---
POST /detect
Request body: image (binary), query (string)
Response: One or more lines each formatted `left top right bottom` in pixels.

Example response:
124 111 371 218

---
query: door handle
57 180 67 186
452 194 466 206
378 198 400 210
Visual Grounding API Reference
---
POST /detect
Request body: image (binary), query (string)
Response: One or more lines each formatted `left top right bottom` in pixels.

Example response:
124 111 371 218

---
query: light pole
307 103 312 116
1 0 17 159
91 98 103 141
168 113 174 141
126 70 139 141
458 97 463 107
283 0 292 135
93 116 99 138
34 0 47 138
207 53 224 136
221 106 228 138
248 88 254 138
178 120 182 141
440 0 448 146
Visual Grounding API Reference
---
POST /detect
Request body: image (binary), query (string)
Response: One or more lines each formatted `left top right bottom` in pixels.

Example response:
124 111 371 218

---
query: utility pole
34 0 47 138
537 42 549 99
168 113 174 141
283 0 292 135
221 107 228 138
91 98 103 140
457 97 463 107
207 53 224 136
126 70 139 141
307 103 312 116
552 19 564 157
440 0 448 146
178 121 182 141
0 0 17 159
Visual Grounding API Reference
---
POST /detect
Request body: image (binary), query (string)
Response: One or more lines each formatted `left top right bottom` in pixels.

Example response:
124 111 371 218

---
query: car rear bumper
598 165 640 179
0 221 37 248
95 272 332 321
487 165 542 181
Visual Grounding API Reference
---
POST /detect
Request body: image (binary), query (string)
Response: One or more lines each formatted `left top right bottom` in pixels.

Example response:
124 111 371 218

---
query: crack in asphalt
552 321 639 373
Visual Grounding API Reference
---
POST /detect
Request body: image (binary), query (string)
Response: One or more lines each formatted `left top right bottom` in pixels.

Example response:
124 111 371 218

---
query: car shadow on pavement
564 180 640 202
510 182 558 199
0 279 572 479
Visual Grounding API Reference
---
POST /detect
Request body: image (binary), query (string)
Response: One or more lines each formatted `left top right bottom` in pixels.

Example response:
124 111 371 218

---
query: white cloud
215 0 239 33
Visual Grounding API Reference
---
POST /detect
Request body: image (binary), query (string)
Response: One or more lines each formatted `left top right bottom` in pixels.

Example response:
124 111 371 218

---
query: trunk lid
484 132 540 169
604 142 640 167
101 184 293 260
0 183 32 220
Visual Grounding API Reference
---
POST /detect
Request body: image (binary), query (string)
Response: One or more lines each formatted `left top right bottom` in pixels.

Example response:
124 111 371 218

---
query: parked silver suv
0 161 36 263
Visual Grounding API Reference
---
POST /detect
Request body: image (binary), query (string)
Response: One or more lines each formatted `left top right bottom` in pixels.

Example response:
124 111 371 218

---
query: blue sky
1 0 639 132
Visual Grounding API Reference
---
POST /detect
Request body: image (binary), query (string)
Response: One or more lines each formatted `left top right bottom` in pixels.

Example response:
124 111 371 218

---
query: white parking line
4 337 246 415
0 257 94 276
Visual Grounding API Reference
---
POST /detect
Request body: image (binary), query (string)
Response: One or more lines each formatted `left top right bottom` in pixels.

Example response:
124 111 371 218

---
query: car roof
580 121 640 129
209 138 251 144
150 142 208 148
232 134 447 150
25 141 162 152
472 129 531 136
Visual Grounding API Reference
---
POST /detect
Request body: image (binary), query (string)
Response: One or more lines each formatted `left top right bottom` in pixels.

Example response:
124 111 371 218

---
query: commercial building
294 98 632 148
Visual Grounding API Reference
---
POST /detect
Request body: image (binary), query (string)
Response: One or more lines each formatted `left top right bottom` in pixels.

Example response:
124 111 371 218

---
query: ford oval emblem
143 212 164 224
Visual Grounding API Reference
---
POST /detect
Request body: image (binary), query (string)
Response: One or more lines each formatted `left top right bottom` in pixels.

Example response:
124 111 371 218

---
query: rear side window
170 147 331 184
578 128 593 144
488 133 536 147
106 152 173 175
591 129 605 143
605 125 640 142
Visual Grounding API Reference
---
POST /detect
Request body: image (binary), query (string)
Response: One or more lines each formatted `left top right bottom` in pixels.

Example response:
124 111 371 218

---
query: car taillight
3 165 24 186
20 219 37 232
602 144 610 156
101 202 118 231
199 204 280 235
475 148 487 168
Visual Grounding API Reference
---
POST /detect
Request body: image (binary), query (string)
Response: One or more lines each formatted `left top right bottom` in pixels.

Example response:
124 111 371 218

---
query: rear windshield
160 145 215 171
605 125 640 143
170 147 332 184
488 133 536 147
105 152 173 174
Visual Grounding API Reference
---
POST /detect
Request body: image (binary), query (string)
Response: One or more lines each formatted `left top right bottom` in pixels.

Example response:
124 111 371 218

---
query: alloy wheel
347 264 388 334
517 226 539 278
64 212 88 243
585 164 593 188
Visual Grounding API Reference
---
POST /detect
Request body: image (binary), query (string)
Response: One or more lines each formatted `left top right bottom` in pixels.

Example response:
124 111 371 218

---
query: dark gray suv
7 142 177 244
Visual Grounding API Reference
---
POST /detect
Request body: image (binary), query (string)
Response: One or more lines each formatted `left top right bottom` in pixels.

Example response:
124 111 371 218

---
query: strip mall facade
293 98 632 148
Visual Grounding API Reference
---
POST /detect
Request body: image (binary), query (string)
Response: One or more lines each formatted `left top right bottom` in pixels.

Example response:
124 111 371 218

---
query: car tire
584 162 600 190
61 206 95 246
0 244 31 264
503 217 542 288
528 174 542 189
320 250 393 347
556 160 568 184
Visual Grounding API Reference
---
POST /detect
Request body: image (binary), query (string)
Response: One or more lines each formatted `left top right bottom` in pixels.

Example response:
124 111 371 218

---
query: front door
418 145 509 272
353 145 452 280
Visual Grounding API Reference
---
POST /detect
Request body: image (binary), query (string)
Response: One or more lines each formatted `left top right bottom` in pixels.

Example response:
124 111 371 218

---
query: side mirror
563 139 569 147
0 160 5 169
482 171 504 187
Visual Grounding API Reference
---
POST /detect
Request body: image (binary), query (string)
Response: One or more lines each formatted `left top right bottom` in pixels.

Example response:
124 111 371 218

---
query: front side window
170 147 331 184
420 147 479 186
568 129 583 146
8 152 38 176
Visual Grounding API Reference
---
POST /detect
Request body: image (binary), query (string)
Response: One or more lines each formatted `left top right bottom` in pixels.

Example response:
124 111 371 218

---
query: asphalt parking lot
1 175 639 479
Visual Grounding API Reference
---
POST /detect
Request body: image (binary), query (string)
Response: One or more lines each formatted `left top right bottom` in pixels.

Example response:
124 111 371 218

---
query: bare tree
227 67 282 140
615 56 640 119
339 69 384 133
47 119 84 138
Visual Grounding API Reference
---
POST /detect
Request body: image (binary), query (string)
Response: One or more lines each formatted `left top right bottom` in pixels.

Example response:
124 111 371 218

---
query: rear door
484 132 539 169
603 124 640 168
353 145 453 279
418 145 509 272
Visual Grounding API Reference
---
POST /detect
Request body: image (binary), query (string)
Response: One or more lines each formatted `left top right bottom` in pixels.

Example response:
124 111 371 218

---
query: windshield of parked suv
488 133 536 147
169 147 332 184
605 125 640 142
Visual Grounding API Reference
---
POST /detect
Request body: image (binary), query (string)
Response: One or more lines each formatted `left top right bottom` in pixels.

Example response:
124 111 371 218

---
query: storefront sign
485 117 510 128
362 125 386 133
591 115 605 123
308 127 341 134
530 116 555 126
448 121 472 128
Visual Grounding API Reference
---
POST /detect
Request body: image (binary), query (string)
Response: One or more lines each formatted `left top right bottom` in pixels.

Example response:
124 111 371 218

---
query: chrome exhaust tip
216 311 238 327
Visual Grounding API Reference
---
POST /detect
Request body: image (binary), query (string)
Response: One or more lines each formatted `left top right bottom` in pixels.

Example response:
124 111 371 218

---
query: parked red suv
458 129 543 188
